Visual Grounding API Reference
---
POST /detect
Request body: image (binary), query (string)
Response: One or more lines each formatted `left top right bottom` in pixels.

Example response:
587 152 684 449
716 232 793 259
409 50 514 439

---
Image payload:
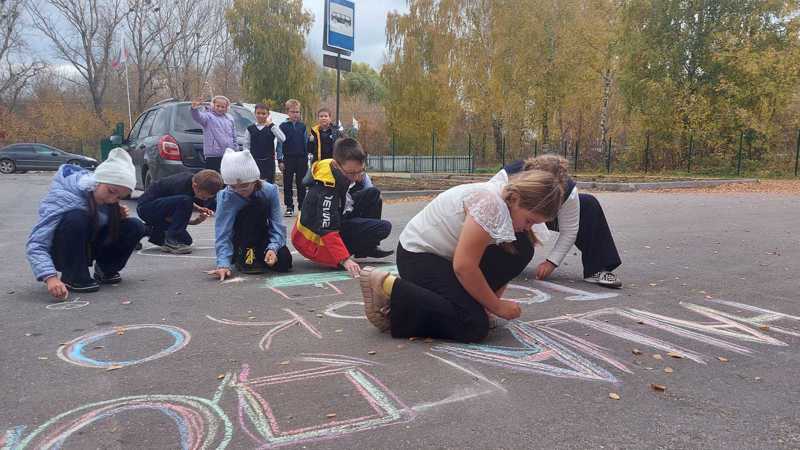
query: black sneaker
161 239 193 254
284 207 294 217
63 278 100 293
584 271 622 289
94 263 122 285
355 247 394 259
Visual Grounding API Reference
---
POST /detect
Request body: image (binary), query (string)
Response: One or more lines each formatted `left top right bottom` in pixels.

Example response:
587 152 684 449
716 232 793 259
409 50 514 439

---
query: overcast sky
303 0 408 69
24 0 409 72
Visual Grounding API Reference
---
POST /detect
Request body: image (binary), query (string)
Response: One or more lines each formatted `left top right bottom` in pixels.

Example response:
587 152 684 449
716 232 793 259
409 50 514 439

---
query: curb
576 178 759 192
380 179 760 198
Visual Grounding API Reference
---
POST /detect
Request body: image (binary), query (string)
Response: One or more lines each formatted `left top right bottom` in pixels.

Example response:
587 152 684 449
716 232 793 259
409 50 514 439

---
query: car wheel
67 159 81 166
0 159 15 174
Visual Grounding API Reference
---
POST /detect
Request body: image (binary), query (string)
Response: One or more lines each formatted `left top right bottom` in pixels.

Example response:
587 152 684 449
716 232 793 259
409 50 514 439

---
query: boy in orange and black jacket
291 138 392 277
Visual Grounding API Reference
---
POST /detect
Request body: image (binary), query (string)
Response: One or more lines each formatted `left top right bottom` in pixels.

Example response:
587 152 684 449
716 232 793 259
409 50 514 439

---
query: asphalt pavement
1 172 799 449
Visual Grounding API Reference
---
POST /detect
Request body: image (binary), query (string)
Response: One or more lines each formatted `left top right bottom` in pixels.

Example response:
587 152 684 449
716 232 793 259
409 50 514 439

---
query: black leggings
547 193 621 278
232 196 292 272
390 232 534 343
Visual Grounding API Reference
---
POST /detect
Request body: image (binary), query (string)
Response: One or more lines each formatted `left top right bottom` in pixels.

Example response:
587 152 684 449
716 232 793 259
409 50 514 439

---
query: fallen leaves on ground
643 179 800 195
632 348 643 355
652 354 663 360
667 351 684 359
650 384 667 392
664 367 674 374
718 357 729 363
106 365 123 372
608 393 621 400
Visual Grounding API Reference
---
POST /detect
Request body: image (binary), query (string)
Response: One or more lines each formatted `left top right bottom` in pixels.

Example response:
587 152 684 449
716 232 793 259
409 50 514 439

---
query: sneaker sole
584 278 622 289
359 267 390 332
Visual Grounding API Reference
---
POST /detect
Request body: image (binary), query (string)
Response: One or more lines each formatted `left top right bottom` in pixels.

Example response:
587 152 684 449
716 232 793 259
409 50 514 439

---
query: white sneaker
584 271 622 289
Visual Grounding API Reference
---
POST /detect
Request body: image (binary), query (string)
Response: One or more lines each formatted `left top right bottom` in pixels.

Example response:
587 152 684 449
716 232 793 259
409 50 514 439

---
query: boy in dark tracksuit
247 103 286 184
291 138 392 278
276 99 308 217
136 170 224 254
308 107 339 162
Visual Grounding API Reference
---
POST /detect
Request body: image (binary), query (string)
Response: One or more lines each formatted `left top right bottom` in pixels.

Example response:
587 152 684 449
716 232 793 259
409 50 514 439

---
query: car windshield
174 104 254 136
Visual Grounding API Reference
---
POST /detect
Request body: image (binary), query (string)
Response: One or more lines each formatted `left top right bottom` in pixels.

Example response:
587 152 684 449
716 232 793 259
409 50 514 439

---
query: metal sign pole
335 53 341 127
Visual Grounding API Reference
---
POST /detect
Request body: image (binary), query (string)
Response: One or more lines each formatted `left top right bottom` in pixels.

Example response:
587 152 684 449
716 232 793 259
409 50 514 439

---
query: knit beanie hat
220 148 260 185
94 148 136 191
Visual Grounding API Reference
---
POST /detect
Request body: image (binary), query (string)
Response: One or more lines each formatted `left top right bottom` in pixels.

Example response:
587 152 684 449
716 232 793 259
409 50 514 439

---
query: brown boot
359 266 391 332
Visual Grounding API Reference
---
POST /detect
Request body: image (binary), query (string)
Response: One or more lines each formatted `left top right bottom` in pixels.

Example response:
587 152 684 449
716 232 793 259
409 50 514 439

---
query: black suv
112 99 255 190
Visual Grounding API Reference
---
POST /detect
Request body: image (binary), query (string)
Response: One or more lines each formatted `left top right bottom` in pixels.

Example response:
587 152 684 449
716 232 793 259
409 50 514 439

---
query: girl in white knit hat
26 148 146 299
208 149 292 281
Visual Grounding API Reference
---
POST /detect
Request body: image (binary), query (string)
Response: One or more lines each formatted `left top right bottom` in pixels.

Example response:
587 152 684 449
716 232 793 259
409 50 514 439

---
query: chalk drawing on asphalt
4 375 234 449
434 321 621 383
206 308 322 351
502 284 551 304
56 324 191 369
533 279 620 301
324 301 366 319
233 361 414 448
45 301 90 310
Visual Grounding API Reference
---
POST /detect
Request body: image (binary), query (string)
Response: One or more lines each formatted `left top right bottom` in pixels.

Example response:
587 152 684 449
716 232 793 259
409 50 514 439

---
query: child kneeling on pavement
27 148 145 299
291 138 393 278
136 170 223 254
359 170 563 342
208 149 292 281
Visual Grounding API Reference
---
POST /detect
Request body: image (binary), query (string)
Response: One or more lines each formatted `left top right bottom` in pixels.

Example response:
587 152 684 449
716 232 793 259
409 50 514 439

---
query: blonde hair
285 99 301 110
523 154 569 191
501 170 563 251
212 95 230 106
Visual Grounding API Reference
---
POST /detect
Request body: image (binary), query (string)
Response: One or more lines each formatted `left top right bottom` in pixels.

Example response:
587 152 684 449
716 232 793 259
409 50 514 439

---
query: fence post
563 140 568 159
534 140 538 157
687 133 693 174
391 132 396 172
431 129 436 173
737 131 744 176
644 132 650 174
574 137 579 172
606 138 612 174
468 133 473 174
501 134 506 167
795 128 800 177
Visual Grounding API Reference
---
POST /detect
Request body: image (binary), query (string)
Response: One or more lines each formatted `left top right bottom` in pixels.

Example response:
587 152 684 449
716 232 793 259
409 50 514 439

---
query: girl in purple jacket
191 95 237 172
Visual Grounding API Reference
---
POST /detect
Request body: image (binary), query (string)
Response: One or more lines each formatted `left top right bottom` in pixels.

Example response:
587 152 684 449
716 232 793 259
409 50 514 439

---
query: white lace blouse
399 181 516 260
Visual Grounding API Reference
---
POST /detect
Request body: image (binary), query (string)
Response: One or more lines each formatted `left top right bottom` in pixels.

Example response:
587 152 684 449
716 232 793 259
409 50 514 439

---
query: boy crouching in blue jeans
136 170 224 254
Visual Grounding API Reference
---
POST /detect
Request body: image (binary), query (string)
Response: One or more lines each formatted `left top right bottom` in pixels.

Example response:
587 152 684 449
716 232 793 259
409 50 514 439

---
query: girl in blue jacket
26 148 145 299
207 149 292 281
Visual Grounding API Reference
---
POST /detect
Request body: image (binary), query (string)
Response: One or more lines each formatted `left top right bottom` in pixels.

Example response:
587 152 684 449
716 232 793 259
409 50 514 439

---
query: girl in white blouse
359 170 563 342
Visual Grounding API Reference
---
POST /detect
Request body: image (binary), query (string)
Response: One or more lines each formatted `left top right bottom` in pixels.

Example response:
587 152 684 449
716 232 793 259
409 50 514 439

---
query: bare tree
1 0 44 111
154 0 231 101
27 0 127 120
123 0 181 112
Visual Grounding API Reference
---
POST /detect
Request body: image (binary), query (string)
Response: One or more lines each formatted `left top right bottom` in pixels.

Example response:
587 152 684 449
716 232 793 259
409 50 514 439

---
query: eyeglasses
341 168 365 177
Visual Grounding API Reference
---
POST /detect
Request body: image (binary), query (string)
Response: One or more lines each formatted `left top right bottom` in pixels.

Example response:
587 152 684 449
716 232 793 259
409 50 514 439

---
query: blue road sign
325 0 354 54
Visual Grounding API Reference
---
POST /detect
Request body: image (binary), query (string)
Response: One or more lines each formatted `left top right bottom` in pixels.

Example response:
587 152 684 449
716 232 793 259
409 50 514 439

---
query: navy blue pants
255 158 276 184
340 187 391 257
547 193 621 278
390 232 534 343
51 209 145 284
137 195 194 245
282 155 307 209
